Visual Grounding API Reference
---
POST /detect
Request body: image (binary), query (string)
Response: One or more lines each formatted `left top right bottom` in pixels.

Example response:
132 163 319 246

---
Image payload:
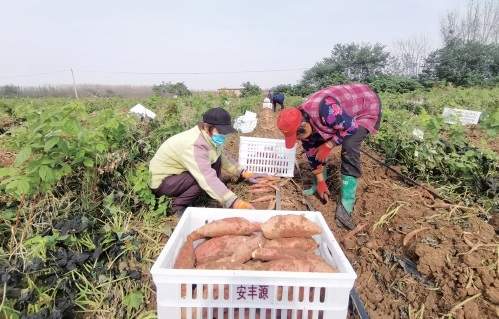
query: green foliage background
0 87 497 318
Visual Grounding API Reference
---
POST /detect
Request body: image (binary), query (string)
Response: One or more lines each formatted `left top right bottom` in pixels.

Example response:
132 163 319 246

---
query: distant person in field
149 107 264 216
268 90 285 112
276 83 381 229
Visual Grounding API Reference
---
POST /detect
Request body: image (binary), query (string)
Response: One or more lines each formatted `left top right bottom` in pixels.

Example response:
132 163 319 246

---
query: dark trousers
152 158 222 212
272 101 284 112
341 127 369 178
341 108 382 178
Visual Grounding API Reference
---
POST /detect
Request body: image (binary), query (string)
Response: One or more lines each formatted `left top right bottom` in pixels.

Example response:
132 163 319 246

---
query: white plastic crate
151 208 357 319
238 137 296 177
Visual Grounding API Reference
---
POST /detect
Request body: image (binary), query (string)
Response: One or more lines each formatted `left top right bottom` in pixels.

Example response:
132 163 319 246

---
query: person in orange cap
277 83 381 229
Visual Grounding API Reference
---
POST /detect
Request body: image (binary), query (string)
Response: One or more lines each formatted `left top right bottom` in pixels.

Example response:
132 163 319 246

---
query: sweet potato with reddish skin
309 259 338 273
261 215 321 239
196 261 249 270
261 176 280 181
251 247 315 261
215 233 265 263
263 237 318 251
248 187 274 194
190 217 260 240
174 238 195 269
260 259 313 272
243 260 265 270
194 235 248 264
250 195 275 203
259 257 337 273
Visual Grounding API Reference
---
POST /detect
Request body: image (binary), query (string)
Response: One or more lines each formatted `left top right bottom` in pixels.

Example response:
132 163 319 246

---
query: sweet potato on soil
194 235 248 264
261 215 321 239
249 181 275 188
174 238 195 269
248 187 274 194
261 176 280 181
263 237 318 251
250 195 275 203
190 217 261 240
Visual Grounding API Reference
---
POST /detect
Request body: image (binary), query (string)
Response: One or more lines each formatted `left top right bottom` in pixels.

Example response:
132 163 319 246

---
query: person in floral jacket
277 83 381 229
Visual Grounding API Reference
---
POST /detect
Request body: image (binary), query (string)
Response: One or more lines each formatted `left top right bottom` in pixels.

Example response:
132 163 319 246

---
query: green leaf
63 119 79 133
96 143 107 153
38 165 54 182
0 167 17 178
44 137 60 152
0 209 17 221
76 150 86 160
6 178 30 196
123 290 144 312
14 147 32 167
61 163 72 175
24 234 59 260
39 158 54 165
83 158 94 168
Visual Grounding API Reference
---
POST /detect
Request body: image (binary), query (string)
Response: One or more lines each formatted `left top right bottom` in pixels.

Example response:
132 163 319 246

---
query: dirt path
465 126 499 154
224 110 498 319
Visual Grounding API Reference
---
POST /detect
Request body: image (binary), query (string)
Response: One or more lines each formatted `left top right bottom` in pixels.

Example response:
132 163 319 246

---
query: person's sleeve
181 144 237 208
221 153 243 177
332 125 357 145
302 143 322 171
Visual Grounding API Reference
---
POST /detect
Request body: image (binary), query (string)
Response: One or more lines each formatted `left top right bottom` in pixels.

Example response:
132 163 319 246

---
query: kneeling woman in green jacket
149 107 259 216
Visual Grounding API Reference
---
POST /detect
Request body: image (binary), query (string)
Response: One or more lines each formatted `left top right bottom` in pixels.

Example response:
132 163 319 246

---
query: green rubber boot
340 175 358 213
336 175 358 230
303 168 328 196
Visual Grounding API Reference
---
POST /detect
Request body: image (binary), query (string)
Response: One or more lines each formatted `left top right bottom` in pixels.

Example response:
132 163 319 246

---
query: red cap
276 108 302 149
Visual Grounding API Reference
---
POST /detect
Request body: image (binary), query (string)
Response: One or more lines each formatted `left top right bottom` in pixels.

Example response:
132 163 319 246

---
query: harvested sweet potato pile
173 214 338 273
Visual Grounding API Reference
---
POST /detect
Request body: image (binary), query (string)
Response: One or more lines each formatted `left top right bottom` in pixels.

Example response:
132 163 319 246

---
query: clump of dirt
0 150 15 167
222 108 498 319
0 115 17 133
466 125 498 154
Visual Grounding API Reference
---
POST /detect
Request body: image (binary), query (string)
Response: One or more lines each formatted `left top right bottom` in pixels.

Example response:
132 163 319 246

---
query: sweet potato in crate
151 208 357 319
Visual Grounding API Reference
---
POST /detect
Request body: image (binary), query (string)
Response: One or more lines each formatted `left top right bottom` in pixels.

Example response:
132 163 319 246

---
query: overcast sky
0 0 467 90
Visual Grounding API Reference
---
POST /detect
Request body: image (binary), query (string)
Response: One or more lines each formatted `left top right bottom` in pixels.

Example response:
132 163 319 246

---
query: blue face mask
211 134 226 146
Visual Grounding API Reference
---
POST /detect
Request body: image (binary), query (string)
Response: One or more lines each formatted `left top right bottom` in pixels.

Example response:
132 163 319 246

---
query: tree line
268 0 499 96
